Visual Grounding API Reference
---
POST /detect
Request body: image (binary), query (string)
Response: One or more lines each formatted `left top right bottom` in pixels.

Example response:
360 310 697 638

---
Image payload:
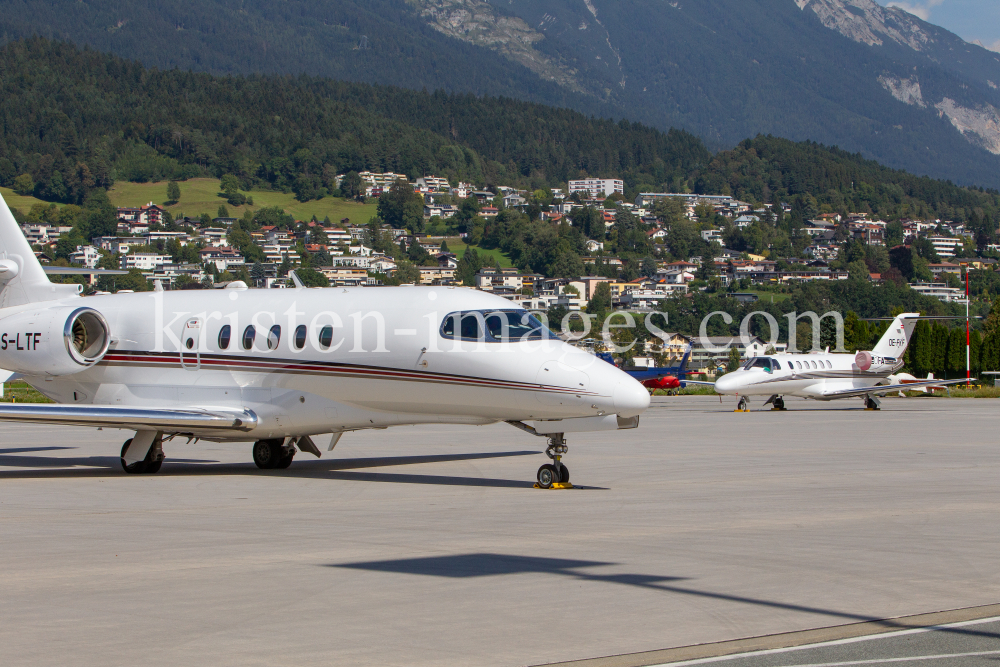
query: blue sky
876 0 1000 51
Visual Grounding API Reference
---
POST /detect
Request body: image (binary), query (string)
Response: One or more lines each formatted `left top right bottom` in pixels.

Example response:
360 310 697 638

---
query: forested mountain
2 0 1000 188
1 38 997 233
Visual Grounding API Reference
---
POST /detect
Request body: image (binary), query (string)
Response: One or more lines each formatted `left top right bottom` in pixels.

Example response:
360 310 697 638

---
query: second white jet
714 312 968 410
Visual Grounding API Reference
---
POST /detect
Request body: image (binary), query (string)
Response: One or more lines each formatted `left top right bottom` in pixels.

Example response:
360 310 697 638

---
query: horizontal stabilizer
0 404 258 431
816 378 969 400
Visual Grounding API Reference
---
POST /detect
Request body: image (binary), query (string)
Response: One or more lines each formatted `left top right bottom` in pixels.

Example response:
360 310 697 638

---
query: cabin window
810 360 817 369
242 325 256 350
294 325 307 350
825 360 832 369
795 361 802 369
267 325 281 350
218 325 231 350
441 310 554 342
319 326 334 350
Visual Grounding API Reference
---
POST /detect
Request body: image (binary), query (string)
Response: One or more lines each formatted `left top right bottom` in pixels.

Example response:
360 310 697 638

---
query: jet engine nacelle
855 351 872 371
0 306 110 376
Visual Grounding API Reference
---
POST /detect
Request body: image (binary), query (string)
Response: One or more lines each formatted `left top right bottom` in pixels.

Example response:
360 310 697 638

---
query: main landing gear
864 396 881 411
764 395 786 411
120 435 164 474
253 438 295 469
536 434 571 489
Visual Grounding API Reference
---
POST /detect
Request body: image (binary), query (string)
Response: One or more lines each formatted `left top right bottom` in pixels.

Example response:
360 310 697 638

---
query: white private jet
714 312 969 411
0 195 649 488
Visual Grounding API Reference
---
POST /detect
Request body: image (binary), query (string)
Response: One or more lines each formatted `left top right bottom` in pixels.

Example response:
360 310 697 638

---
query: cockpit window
441 309 554 342
744 357 777 372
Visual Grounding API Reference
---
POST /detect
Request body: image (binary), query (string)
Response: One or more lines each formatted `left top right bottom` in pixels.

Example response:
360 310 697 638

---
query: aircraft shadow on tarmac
0 448 568 488
330 553 1000 641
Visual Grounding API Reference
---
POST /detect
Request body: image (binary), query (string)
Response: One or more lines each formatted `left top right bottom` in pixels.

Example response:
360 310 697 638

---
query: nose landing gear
536 434 572 489
736 396 749 412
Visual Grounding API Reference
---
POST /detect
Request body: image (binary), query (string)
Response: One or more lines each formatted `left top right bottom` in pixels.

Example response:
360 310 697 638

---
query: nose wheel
536 434 572 489
736 396 749 412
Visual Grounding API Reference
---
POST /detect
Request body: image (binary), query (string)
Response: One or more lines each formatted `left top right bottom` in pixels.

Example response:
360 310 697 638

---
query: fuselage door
180 317 202 370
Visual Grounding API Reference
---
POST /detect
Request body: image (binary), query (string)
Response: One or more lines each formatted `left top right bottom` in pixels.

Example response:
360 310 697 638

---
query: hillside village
17 170 995 322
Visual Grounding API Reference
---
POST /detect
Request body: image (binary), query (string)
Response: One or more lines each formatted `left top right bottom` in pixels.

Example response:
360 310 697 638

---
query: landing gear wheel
864 396 880 411
144 456 164 474
773 397 785 410
537 464 559 489
558 464 569 484
275 449 295 469
253 439 284 469
737 396 749 411
120 438 164 474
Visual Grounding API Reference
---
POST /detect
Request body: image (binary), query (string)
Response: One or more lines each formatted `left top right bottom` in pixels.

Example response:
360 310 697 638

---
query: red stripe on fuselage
100 351 599 396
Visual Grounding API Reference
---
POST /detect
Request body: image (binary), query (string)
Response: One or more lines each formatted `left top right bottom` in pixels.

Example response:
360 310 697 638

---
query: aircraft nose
714 373 737 394
614 378 650 417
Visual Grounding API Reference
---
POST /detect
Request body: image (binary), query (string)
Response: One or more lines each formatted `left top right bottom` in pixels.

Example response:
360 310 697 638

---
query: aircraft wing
0 404 258 432
816 378 970 400
681 380 716 387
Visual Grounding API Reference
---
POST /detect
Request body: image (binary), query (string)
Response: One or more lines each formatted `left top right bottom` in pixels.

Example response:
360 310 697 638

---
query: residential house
927 262 962 277
117 202 164 227
199 247 245 272
69 245 101 269
419 267 456 285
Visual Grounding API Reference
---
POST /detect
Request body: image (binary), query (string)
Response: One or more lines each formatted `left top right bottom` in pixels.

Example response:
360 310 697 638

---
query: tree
641 257 658 278
217 204 229 218
456 246 482 285
726 346 742 372
250 262 266 287
587 281 612 314
167 180 181 204
220 174 246 206
12 173 33 196
339 171 364 199
377 181 424 233
394 260 420 284
295 266 330 287
843 311 870 352
570 206 604 240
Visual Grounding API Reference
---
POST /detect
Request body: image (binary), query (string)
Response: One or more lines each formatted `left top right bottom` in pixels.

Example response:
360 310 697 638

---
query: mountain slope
3 0 1000 188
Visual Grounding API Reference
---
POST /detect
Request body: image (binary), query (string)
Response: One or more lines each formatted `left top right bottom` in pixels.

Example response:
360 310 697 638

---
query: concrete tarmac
1 396 999 666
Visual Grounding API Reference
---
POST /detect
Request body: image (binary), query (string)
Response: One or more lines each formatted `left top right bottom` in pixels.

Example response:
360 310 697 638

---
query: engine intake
0 306 110 376
65 308 110 365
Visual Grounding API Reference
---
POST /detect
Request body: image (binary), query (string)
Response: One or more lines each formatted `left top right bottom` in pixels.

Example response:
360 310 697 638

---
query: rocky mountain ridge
3 0 1000 187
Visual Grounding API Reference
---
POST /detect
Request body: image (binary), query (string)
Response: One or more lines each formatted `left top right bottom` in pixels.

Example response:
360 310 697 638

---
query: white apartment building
910 282 966 302
927 236 961 258
121 253 170 271
415 176 450 191
568 178 624 199
69 245 101 269
351 171 407 188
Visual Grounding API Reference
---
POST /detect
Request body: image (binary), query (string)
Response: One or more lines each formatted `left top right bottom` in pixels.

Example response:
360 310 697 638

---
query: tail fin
678 345 692 374
0 193 77 308
871 313 919 358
